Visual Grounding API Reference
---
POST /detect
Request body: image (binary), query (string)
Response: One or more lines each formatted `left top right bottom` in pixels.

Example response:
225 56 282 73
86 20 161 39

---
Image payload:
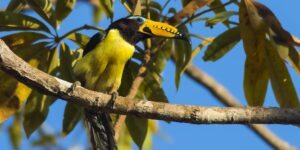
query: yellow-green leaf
55 0 76 26
23 91 56 138
6 0 26 13
243 56 269 106
0 12 50 32
62 102 82 137
174 25 192 89
99 0 114 20
0 43 47 123
240 0 269 106
265 41 299 108
203 26 240 61
25 0 56 28
288 46 300 75
2 32 48 50
9 113 22 150
205 11 237 27
59 42 82 81
126 116 148 149
47 46 60 75
66 33 90 48
117 124 132 150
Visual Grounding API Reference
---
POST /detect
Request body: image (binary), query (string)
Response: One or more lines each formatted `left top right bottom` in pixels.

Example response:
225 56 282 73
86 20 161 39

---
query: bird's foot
68 81 81 93
110 91 119 102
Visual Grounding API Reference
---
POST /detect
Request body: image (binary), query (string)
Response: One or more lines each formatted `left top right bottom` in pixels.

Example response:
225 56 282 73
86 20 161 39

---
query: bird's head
107 16 189 44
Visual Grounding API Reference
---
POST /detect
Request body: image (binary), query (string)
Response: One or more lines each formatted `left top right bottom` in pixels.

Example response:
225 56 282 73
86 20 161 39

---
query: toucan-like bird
73 16 189 150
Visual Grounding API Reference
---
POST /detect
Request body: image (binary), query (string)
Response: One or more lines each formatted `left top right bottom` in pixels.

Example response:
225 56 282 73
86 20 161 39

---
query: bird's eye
136 17 144 23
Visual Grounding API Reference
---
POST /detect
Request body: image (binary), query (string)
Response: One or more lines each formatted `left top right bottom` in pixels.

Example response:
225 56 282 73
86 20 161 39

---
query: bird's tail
85 109 117 150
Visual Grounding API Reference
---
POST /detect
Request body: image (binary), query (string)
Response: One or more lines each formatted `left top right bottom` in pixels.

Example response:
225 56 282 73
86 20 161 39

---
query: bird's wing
83 32 105 56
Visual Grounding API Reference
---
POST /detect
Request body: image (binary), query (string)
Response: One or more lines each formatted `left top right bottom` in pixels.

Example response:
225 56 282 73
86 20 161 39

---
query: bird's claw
110 91 119 102
68 81 81 93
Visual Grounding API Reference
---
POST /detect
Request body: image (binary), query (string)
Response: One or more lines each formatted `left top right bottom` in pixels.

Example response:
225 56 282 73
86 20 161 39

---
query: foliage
0 0 299 149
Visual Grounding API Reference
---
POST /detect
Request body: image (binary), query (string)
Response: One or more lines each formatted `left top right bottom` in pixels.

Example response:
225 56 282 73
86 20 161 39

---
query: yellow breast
73 29 135 93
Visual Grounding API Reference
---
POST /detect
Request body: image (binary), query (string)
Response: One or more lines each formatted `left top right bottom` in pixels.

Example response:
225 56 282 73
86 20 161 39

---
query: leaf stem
58 25 105 42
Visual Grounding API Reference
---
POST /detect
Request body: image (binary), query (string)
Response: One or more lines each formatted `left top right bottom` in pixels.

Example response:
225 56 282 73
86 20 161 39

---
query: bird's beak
138 19 189 42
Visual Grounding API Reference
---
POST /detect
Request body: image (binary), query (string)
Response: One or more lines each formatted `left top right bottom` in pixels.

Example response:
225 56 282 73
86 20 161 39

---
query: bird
72 16 189 150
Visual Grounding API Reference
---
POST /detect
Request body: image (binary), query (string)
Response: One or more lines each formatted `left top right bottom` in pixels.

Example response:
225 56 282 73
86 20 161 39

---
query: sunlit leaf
0 12 50 32
92 4 104 24
66 33 90 48
9 113 22 150
6 0 26 13
126 116 148 149
208 0 227 14
117 123 132 150
47 46 60 75
1 32 48 50
203 26 240 61
55 0 76 26
0 43 47 123
205 11 237 27
25 0 56 28
23 91 56 138
62 102 82 137
266 41 299 108
99 0 114 20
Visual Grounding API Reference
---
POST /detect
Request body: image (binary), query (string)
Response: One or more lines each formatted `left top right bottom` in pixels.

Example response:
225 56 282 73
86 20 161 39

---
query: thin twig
58 25 105 41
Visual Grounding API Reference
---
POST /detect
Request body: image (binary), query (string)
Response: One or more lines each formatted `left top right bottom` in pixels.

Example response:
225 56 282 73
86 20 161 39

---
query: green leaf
205 11 237 27
265 41 299 108
1 32 48 50
93 5 104 24
55 0 76 26
0 11 50 32
126 116 148 149
99 0 114 20
288 46 300 75
0 42 48 123
173 26 192 89
62 102 82 137
59 43 82 81
9 114 22 150
244 56 269 106
47 46 60 75
240 0 269 106
208 0 227 14
23 91 56 138
66 33 90 48
203 27 240 61
6 0 26 13
117 124 132 150
25 0 56 28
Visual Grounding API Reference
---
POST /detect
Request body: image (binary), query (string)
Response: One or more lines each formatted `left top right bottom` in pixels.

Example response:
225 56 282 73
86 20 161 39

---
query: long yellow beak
138 19 189 42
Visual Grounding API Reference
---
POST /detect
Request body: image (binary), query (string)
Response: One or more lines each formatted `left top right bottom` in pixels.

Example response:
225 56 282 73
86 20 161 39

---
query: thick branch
1 40 300 125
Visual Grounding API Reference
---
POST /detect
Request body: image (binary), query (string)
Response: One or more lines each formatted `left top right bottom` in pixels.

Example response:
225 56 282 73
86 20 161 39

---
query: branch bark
1 40 300 126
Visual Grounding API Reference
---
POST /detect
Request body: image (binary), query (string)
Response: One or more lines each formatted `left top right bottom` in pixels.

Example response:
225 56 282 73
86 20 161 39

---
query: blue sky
1 0 300 150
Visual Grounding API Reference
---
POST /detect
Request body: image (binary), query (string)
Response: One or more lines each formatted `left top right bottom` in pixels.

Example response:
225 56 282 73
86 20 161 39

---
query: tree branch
1 40 300 125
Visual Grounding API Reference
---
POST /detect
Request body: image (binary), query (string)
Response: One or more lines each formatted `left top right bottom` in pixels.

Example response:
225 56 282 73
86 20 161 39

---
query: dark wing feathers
83 32 105 56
